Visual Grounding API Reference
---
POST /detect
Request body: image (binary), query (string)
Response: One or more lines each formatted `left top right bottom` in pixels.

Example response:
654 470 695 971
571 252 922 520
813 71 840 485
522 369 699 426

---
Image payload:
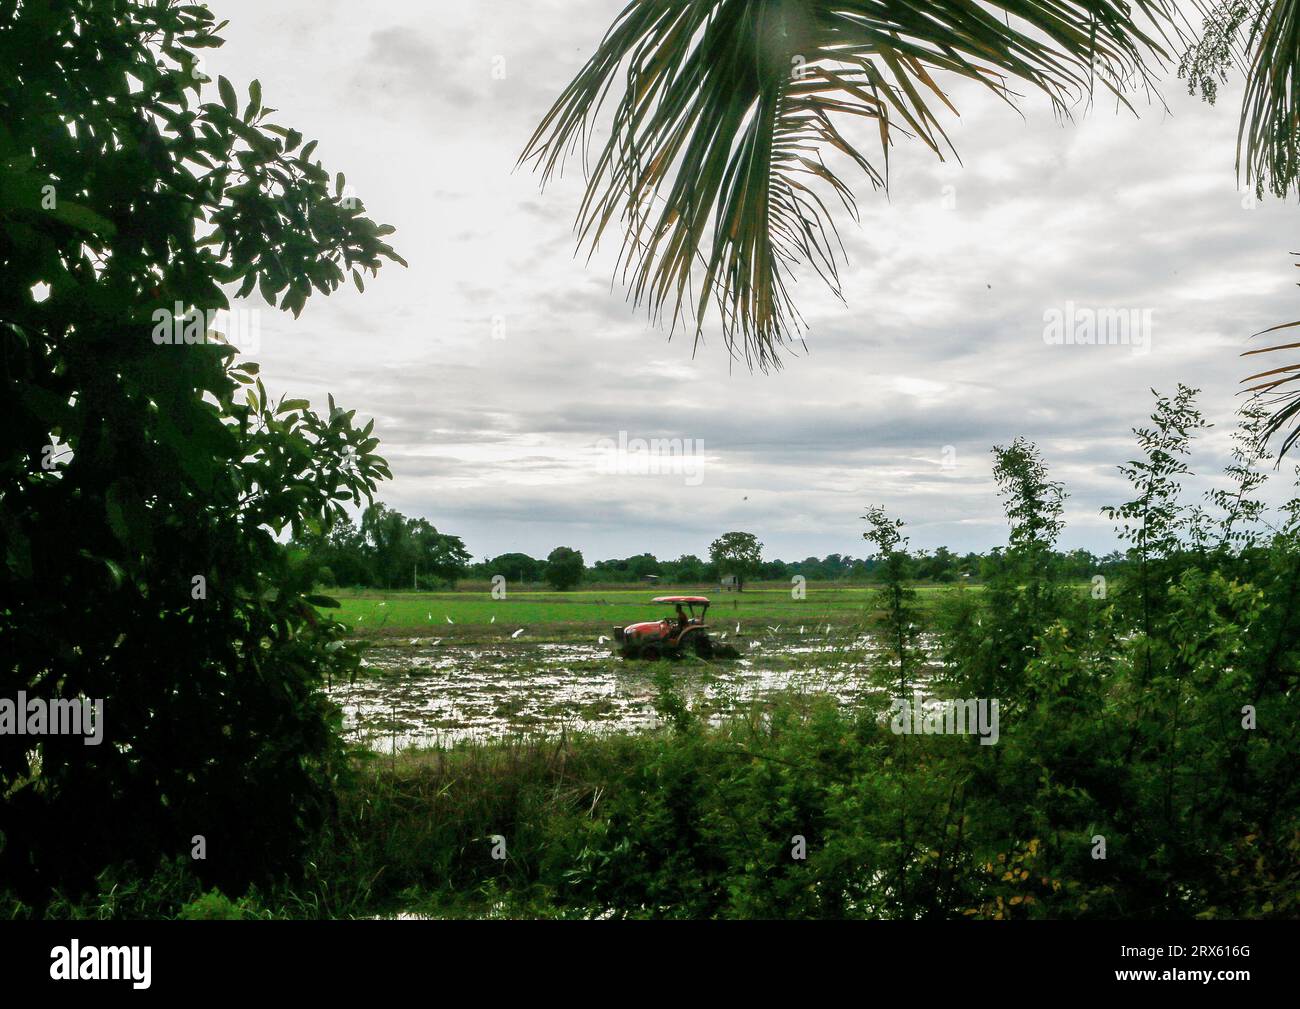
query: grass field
332 582 979 639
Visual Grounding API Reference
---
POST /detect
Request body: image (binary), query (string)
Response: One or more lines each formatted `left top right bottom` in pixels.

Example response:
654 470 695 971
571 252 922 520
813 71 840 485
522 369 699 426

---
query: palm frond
1241 255 1300 456
1238 0 1300 197
521 0 1174 369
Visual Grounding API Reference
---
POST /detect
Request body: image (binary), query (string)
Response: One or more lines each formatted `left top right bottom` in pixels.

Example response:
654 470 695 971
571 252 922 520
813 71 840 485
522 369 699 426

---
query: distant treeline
575 546 1127 586
291 503 1129 590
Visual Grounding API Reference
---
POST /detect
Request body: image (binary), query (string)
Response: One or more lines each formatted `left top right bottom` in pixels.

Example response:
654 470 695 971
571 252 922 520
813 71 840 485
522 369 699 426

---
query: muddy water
328 632 894 751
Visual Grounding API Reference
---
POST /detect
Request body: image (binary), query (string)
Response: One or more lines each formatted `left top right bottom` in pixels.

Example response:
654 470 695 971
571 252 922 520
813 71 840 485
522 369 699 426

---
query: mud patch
328 630 904 750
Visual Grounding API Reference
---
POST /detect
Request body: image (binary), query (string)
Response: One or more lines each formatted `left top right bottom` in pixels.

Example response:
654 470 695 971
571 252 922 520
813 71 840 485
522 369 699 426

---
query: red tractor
614 596 714 659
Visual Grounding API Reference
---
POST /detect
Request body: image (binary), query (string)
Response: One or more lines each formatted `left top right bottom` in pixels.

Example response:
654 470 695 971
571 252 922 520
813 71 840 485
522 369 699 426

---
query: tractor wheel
693 634 714 658
641 642 662 661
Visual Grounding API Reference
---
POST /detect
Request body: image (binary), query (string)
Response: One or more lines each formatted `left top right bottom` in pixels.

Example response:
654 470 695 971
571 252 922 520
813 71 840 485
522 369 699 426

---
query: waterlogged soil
329 627 925 751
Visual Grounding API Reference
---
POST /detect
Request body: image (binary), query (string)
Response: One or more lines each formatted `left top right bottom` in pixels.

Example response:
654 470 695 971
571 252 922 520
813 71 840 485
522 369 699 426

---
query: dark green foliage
294 504 470 589
862 506 924 693
358 504 469 589
1181 0 1300 201
0 1 401 905
485 551 546 585
1179 1 1263 107
544 546 584 591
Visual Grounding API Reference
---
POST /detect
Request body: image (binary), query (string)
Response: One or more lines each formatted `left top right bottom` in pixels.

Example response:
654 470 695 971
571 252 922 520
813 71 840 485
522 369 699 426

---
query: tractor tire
640 642 662 661
693 634 714 658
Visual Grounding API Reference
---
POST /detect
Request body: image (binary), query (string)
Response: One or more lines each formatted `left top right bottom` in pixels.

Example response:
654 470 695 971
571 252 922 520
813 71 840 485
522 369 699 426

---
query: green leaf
50 200 117 237
218 75 237 115
105 483 152 554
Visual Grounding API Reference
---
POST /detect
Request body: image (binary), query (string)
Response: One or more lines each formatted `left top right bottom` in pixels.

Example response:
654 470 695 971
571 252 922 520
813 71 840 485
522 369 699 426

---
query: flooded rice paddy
329 628 918 751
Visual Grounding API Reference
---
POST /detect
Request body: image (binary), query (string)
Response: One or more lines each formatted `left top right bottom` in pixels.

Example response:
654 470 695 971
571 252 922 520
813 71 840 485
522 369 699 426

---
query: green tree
668 553 707 582
709 531 762 591
409 517 470 588
1102 384 1209 681
861 507 923 695
321 517 374 587
545 546 585 590
488 551 544 584
1 1 401 903
940 438 1070 711
361 502 414 588
357 504 469 588
625 552 662 580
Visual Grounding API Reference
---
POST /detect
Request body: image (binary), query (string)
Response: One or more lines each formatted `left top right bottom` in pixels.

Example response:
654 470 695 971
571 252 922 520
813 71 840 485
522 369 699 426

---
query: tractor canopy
653 596 708 621
651 596 710 605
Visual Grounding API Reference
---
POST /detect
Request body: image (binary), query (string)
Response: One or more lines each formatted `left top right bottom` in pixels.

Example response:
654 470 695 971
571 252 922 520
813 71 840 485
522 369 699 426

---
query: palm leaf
1241 255 1300 455
521 0 1174 369
1237 0 1300 197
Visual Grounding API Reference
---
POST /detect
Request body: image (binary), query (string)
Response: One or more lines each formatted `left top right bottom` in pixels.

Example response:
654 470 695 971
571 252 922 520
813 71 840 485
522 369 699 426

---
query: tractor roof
652 596 710 604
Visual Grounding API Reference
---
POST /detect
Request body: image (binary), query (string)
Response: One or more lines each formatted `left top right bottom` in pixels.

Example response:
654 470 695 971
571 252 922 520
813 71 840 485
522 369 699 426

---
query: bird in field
512 628 524 638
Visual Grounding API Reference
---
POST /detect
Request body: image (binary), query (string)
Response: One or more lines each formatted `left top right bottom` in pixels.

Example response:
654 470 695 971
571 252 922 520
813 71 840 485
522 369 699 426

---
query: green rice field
333 583 978 639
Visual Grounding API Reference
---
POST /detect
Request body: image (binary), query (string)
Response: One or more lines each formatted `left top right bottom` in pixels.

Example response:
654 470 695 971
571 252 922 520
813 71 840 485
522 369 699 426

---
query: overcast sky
204 1 1300 563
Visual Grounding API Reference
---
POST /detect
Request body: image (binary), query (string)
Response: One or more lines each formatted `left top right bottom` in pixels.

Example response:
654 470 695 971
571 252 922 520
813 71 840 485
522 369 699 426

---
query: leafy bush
177 890 256 921
0 1 400 906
